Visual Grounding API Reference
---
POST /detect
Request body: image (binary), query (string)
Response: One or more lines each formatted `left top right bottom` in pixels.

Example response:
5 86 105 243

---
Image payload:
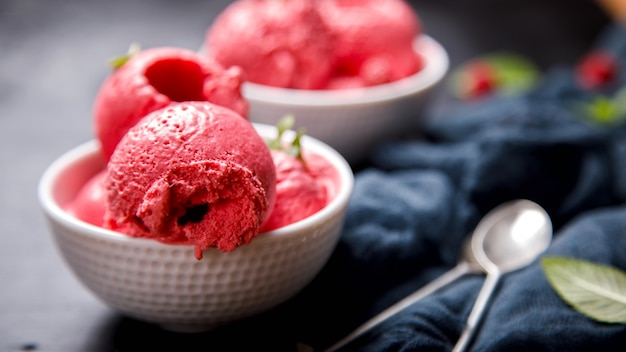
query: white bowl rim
38 123 354 251
242 35 449 107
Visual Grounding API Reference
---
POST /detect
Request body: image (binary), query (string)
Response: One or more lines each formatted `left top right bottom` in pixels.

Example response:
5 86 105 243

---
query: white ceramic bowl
38 124 354 332
243 35 449 164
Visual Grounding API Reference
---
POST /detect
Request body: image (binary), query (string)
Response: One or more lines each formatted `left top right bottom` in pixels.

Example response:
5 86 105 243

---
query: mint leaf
487 52 541 95
577 87 626 125
583 96 620 124
276 114 294 136
266 114 294 151
541 256 626 324
108 42 141 70
286 128 306 162
265 114 306 162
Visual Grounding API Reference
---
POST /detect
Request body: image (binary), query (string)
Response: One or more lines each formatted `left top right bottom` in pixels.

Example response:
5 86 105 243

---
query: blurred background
0 0 614 351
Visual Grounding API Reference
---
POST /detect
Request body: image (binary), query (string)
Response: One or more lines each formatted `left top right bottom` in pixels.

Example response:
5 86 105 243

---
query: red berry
576 51 619 89
460 60 497 99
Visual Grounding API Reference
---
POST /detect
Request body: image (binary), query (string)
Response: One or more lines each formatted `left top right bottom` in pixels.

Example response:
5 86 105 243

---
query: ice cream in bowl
203 0 449 164
38 42 354 331
38 109 353 332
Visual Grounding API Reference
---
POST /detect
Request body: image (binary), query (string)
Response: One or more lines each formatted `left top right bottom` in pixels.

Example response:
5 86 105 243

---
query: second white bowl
243 35 449 164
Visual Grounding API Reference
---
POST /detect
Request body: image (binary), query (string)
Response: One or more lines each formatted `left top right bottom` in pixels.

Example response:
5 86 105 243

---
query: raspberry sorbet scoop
94 47 248 161
65 170 107 227
260 150 338 232
319 0 423 87
104 101 276 259
205 0 334 89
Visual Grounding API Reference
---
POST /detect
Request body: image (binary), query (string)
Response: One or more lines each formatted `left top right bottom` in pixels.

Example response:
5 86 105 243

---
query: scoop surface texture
319 0 423 86
260 150 339 232
205 0 334 89
104 101 276 258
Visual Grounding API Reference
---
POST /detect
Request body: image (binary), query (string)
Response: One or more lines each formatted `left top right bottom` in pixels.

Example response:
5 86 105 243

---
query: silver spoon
326 199 549 352
452 199 552 352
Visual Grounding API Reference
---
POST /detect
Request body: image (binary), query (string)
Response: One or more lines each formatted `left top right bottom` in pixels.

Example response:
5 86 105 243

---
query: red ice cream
103 101 276 259
65 170 107 227
260 147 340 232
205 0 335 89
204 0 422 90
319 0 423 87
93 47 248 161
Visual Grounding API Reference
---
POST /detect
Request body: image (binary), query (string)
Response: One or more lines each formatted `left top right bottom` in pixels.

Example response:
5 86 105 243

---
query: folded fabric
294 23 626 351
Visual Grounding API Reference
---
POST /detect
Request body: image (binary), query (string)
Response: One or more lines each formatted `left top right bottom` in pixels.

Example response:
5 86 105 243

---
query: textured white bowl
243 35 449 164
38 124 354 332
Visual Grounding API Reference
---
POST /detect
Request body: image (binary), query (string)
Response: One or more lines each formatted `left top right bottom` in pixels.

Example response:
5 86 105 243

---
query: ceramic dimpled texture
48 206 343 331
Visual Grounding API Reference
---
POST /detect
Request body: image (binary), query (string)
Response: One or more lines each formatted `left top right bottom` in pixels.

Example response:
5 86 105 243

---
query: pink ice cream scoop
104 101 276 259
319 0 423 87
93 46 248 162
205 0 334 89
260 149 340 232
65 170 107 227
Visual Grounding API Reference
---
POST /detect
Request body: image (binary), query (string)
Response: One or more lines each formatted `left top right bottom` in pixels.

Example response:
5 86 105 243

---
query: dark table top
0 0 611 351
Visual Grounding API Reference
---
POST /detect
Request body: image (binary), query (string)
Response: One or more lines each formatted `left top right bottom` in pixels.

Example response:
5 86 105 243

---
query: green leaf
276 114 295 138
108 42 141 70
577 88 626 125
266 114 294 151
286 127 306 163
541 256 626 324
265 114 307 164
487 52 541 95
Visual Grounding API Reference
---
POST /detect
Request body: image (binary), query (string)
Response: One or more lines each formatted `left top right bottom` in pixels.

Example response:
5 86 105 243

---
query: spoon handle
452 271 501 352
325 261 478 352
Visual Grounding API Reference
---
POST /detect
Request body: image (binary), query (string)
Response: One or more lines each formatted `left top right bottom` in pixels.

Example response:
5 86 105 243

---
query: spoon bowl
473 200 552 273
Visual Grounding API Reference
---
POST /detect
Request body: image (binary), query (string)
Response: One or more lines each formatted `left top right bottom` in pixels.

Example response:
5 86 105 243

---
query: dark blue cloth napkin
295 23 626 351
